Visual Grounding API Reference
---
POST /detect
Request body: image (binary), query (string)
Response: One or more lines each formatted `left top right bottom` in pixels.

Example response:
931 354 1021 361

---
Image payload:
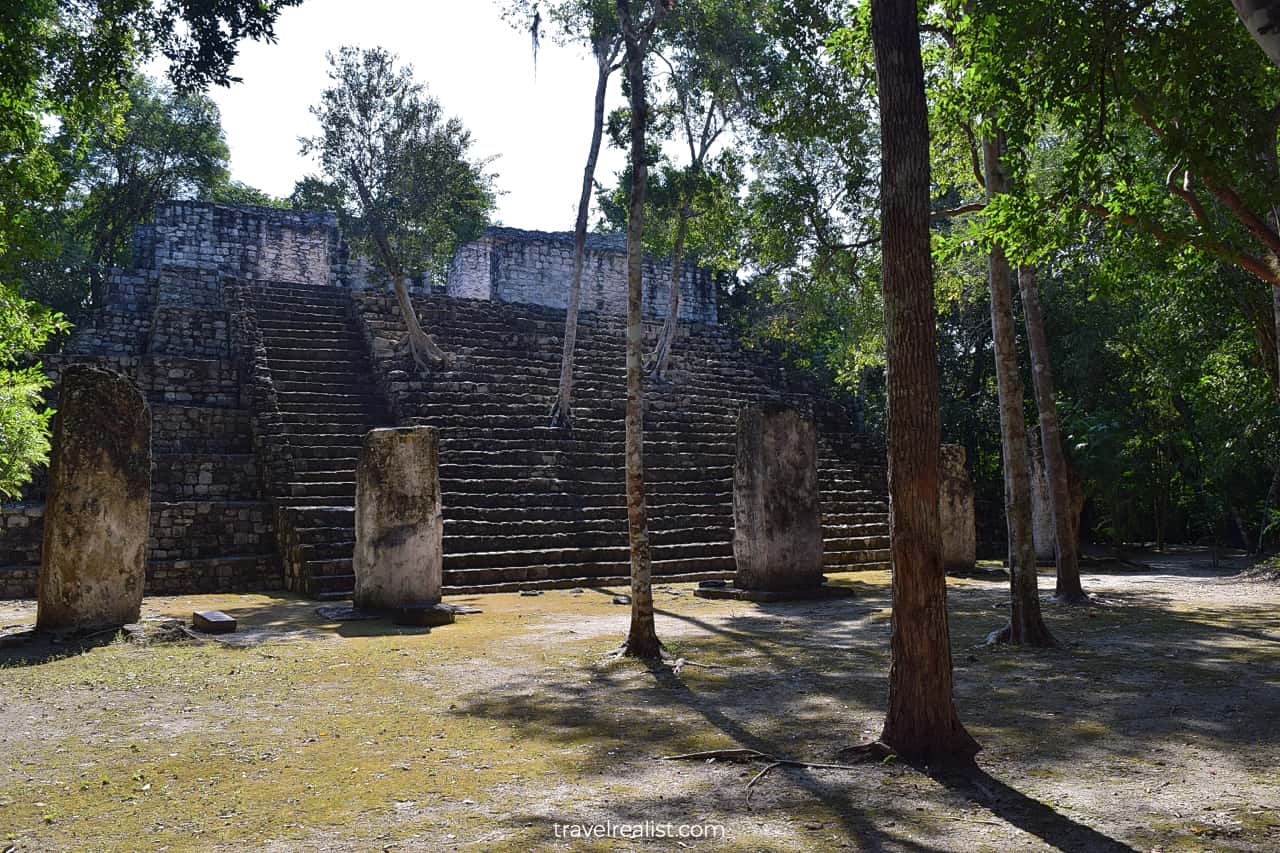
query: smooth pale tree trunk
1235 0 1280 70
982 134 1055 647
1258 281 1280 552
617 0 664 659
1016 264 1087 601
647 205 691 380
870 0 979 767
551 43 618 427
350 167 449 371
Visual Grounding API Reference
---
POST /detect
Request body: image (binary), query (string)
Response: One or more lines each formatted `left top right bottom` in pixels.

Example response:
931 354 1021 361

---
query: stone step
276 400 384 414
440 540 732 571
441 553 738 585
271 368 377 384
824 535 891 551
266 347 372 364
145 554 280 596
271 377 376 394
280 434 369 450
257 317 350 330
306 554 738 599
822 548 891 567
443 569 735 596
276 412 386 426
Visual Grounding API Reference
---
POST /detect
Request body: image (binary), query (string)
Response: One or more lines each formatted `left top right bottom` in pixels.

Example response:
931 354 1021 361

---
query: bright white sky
196 0 629 231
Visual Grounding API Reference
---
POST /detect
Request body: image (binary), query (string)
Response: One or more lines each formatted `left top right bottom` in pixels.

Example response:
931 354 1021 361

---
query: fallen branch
669 656 725 674
745 761 784 805
602 645 728 673
661 746 871 805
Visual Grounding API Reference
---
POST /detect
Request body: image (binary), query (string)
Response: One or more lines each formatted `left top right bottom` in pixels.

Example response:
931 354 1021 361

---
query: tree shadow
0 628 122 666
442 566 1279 849
935 764 1138 852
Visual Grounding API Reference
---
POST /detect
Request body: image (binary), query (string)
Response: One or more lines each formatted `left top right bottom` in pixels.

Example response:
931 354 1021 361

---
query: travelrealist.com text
552 821 727 841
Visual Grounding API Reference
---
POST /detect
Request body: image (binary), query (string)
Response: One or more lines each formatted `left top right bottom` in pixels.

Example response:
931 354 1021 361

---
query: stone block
37 365 152 632
731 405 824 591
353 427 443 610
939 444 976 570
192 610 237 633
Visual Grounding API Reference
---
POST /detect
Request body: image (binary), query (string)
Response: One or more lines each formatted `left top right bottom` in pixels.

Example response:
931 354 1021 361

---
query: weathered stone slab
37 365 152 633
939 444 976 571
731 405 824 592
353 427 443 611
391 603 456 627
192 610 237 633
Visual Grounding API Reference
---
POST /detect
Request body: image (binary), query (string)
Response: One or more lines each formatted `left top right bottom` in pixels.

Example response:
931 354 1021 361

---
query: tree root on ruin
547 398 573 430
404 329 451 373
661 747 871 806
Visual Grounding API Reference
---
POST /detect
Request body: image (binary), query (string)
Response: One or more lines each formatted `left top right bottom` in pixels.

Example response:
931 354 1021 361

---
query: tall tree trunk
349 166 449 371
551 45 617 428
983 134 1055 647
1235 0 1280 70
617 0 663 660
1260 284 1280 553
646 204 690 381
870 0 979 767
1016 264 1086 602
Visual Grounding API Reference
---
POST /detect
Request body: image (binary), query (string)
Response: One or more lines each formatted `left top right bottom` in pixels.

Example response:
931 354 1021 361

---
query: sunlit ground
2 555 1277 851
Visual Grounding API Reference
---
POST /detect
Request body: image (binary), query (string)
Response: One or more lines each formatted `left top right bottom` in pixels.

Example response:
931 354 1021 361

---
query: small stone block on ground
392 604 456 627
192 610 237 634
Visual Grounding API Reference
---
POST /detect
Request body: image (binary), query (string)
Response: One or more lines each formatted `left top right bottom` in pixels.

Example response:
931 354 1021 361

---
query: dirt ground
1 551 1278 852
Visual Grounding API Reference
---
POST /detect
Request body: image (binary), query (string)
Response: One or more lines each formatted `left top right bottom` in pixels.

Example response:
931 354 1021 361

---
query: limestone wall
145 202 347 287
446 227 720 324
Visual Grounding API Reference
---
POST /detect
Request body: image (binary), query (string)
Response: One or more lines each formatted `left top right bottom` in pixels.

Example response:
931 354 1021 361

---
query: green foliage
0 0 306 496
301 46 497 281
0 285 65 499
11 75 232 323
500 0 621 53
0 366 55 501
210 181 289 208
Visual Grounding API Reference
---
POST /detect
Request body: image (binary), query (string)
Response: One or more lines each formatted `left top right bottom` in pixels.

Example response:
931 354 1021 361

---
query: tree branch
1165 162 1212 229
931 201 986 219
1080 200 1280 286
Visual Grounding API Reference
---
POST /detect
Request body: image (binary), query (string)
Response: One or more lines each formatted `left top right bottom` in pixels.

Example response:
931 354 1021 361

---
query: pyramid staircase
246 282 889 599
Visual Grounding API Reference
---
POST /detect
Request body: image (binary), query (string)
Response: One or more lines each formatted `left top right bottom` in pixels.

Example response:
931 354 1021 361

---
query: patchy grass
1 558 1279 851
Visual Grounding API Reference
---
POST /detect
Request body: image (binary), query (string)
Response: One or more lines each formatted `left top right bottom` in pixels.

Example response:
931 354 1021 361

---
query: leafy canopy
301 46 497 280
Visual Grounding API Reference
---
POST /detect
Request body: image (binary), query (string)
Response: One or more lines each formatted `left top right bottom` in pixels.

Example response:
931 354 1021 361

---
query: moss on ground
1 563 1278 851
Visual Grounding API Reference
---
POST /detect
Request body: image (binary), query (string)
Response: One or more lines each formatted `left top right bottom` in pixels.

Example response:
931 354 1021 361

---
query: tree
919 4 1088 605
642 0 760 380
505 1 624 427
614 0 673 661
981 132 1055 646
943 0 1280 551
303 46 495 372
72 76 230 308
0 298 64 499
1234 0 1280 70
0 0 300 495
1017 263 1085 600
867 0 979 766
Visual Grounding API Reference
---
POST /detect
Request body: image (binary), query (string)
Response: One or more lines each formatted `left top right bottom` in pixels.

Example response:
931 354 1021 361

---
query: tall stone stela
939 444 977 571
353 427 444 611
731 405 825 591
37 365 152 632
